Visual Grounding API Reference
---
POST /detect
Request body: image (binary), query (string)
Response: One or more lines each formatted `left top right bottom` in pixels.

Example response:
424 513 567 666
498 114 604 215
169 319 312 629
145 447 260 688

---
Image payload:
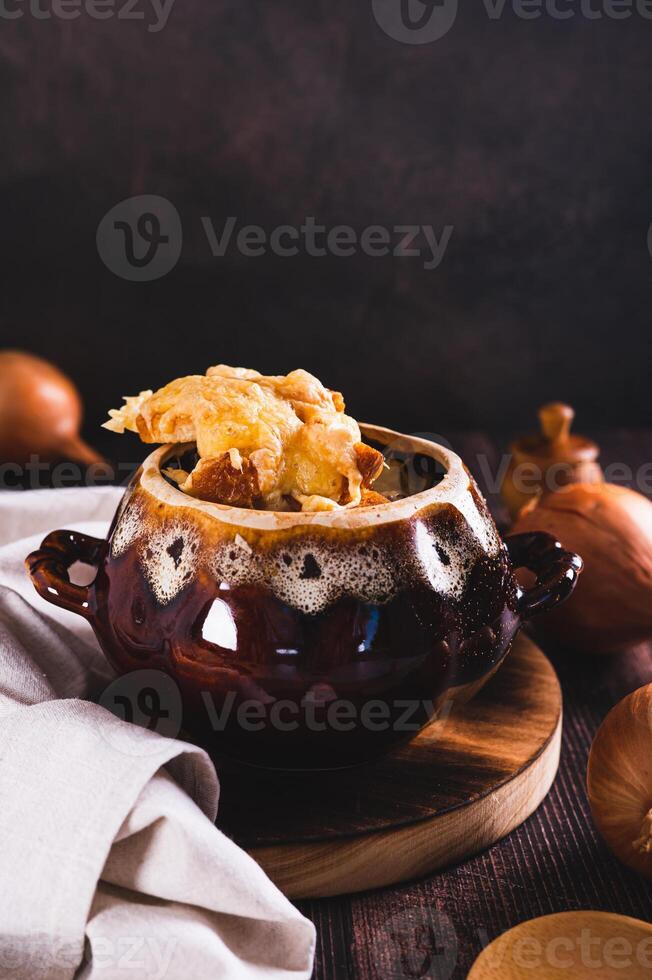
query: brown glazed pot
26 426 582 769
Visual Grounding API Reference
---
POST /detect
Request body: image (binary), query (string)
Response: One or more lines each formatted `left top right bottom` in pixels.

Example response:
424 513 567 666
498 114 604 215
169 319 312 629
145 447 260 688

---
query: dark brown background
1 2 651 455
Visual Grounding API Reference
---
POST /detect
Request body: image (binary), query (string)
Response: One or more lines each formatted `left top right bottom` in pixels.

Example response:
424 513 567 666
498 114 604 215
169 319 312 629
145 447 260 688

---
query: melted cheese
104 364 382 512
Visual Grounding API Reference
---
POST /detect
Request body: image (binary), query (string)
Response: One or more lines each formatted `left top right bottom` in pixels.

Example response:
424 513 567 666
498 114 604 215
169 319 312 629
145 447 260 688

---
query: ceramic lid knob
511 402 600 465
538 402 574 446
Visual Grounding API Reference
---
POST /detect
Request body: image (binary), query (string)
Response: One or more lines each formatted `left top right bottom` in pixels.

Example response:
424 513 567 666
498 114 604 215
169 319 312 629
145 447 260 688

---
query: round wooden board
216 634 562 899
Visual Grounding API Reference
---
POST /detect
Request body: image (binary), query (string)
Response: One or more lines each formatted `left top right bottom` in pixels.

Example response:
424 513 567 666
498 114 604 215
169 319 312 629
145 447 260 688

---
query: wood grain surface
295 431 652 979
217 636 561 898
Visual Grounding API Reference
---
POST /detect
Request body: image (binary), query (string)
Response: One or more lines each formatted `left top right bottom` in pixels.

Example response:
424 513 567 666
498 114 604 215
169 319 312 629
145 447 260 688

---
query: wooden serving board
216 634 562 899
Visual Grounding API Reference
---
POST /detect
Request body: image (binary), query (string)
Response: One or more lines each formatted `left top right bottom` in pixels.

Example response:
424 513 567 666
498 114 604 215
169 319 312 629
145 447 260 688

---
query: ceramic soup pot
26 426 581 768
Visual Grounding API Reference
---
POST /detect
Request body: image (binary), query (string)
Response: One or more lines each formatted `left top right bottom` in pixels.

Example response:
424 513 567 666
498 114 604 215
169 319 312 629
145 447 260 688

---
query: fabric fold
0 488 315 980
0 699 219 978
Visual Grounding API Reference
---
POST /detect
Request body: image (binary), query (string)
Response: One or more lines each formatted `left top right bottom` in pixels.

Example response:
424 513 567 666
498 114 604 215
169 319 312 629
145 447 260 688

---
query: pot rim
138 423 472 531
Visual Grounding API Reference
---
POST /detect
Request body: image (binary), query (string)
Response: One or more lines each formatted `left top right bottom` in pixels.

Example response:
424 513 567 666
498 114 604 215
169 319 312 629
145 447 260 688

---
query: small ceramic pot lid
510 402 599 466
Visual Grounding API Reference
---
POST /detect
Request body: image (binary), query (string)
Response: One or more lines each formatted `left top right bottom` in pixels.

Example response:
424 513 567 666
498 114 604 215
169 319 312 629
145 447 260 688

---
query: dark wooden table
297 430 652 980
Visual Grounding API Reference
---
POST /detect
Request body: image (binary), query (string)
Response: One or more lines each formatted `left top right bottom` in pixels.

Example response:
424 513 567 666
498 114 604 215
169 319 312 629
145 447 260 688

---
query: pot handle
25 529 107 620
505 531 583 621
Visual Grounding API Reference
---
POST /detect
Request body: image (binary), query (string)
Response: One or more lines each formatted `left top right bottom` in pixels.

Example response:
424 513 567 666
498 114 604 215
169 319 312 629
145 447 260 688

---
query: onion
468 910 652 977
0 350 103 465
511 482 652 654
588 685 652 880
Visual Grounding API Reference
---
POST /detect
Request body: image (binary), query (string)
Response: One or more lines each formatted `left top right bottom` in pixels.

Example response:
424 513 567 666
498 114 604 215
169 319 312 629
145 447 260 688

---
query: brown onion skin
587 685 652 880
0 350 103 465
511 482 652 654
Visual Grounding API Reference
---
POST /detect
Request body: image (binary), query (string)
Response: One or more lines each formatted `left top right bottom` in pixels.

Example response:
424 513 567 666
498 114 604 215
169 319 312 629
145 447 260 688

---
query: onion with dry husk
511 482 652 654
0 350 104 465
588 684 652 880
468 911 652 978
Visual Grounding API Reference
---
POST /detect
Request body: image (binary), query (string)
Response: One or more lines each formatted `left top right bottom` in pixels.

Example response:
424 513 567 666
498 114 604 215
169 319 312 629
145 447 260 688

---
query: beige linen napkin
0 487 315 980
